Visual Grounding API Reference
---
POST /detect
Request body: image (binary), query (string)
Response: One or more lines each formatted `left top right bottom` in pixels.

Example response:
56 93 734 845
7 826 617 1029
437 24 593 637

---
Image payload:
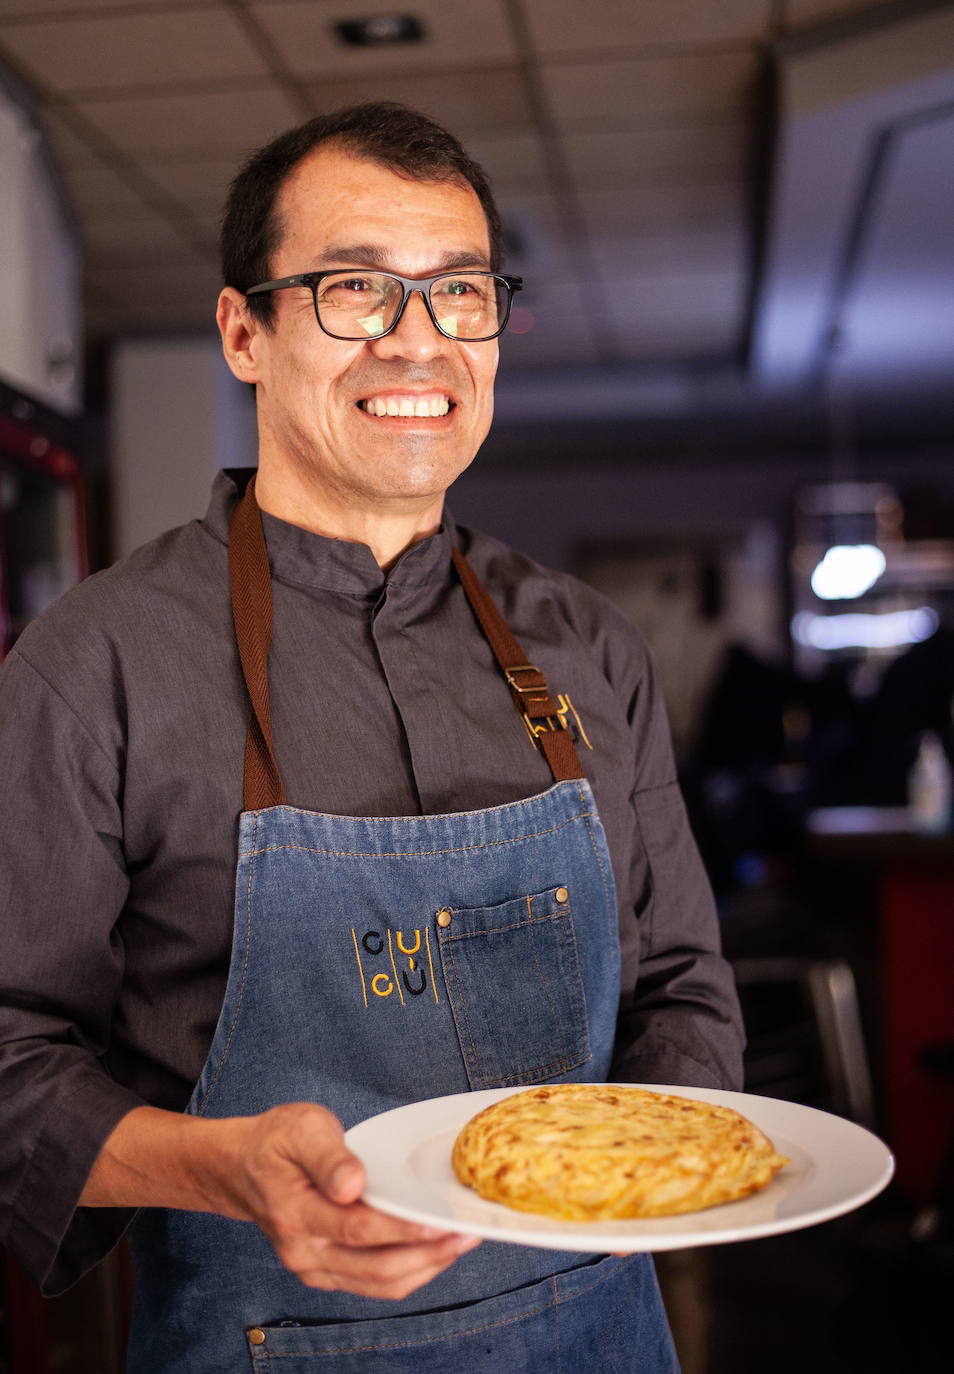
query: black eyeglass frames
244 269 523 342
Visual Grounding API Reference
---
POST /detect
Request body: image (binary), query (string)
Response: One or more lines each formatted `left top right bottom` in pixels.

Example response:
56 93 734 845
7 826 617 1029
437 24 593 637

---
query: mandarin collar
203 469 455 595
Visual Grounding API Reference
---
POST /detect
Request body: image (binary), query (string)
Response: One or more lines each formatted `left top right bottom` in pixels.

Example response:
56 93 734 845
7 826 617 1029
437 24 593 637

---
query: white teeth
361 396 450 417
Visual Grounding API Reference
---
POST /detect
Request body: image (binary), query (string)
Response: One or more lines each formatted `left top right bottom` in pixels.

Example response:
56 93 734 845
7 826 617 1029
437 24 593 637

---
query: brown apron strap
451 548 586 783
227 476 585 808
228 474 287 811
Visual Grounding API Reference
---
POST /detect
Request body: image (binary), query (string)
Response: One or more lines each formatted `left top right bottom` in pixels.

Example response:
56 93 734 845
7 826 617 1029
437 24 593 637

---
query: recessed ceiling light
335 14 425 46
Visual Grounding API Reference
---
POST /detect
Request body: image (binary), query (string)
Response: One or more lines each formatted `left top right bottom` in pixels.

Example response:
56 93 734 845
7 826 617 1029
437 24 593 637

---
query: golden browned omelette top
452 1084 789 1221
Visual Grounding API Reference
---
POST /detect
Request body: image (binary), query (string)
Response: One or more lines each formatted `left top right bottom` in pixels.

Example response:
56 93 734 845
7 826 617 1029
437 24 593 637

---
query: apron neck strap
450 548 585 783
228 476 584 811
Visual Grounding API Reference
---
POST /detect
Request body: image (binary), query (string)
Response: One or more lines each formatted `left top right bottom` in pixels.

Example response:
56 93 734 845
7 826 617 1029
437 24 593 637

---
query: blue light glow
792 607 938 651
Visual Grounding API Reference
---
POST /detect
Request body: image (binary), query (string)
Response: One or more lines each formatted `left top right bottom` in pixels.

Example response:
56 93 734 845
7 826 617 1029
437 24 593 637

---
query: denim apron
127 478 679 1373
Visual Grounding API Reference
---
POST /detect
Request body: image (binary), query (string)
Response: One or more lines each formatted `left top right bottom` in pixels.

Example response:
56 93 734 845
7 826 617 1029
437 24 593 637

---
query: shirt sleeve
603 611 745 1092
0 650 143 1294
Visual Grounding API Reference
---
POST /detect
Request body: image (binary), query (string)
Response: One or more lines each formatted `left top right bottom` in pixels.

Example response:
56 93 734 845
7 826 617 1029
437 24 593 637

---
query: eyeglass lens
314 273 508 340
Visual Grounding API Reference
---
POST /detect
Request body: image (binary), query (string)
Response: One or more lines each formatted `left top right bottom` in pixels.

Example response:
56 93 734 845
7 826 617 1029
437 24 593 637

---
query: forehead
272 143 491 269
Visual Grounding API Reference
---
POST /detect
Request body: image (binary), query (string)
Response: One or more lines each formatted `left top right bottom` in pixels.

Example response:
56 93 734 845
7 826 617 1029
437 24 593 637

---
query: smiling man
0 104 743 1371
219 139 500 566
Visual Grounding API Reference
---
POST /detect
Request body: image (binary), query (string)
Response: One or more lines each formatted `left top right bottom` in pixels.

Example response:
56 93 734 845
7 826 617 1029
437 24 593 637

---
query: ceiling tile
82 208 205 262
605 266 746 318
783 0 879 31
590 227 748 280
43 107 108 177
464 131 552 193
58 158 157 215
608 266 746 360
141 155 240 211
496 190 574 275
523 0 771 54
0 8 270 94
541 51 759 128
47 132 222 255
71 83 302 156
579 182 745 238
560 122 748 186
250 0 516 78
187 205 232 240
0 2 172 15
302 66 531 132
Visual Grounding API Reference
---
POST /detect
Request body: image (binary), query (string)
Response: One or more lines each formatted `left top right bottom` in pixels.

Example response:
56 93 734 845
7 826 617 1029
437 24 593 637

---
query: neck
252 465 444 571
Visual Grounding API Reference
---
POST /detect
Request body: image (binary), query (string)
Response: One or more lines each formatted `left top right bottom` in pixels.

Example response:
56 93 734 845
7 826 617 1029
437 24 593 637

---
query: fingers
286 1187 445 1254
291 1232 482 1301
269 1183 479 1294
229 1103 481 1298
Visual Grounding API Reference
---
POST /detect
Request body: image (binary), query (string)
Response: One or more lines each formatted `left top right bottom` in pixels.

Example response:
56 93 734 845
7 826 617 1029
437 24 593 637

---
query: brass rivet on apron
436 907 453 928
555 886 569 904
247 1327 267 1346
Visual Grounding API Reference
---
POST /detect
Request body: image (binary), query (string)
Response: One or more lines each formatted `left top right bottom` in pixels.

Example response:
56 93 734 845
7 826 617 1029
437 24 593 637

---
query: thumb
325 1153 365 1204
305 1112 365 1203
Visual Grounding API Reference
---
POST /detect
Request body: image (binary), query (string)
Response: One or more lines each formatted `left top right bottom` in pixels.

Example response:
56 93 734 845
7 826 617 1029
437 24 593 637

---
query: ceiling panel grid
0 0 913 379
0 8 270 92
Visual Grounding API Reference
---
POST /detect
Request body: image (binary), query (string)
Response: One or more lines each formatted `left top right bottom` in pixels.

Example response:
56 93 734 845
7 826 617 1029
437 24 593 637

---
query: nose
368 288 448 362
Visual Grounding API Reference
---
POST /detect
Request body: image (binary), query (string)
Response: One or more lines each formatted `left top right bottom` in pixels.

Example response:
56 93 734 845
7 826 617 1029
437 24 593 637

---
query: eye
317 274 394 313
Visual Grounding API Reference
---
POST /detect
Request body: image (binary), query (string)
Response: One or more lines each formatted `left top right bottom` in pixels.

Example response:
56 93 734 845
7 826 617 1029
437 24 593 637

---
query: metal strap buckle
521 693 593 750
504 665 593 752
504 663 546 695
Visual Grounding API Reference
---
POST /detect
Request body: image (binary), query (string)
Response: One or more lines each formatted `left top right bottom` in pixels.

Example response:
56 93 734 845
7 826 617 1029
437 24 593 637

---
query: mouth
357 392 454 419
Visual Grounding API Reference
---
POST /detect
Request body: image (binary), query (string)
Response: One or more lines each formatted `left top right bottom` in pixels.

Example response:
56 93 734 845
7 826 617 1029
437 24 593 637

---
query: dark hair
220 102 502 327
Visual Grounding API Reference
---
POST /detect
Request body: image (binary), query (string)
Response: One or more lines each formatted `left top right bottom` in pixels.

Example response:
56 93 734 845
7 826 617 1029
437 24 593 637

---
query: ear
217 287 263 384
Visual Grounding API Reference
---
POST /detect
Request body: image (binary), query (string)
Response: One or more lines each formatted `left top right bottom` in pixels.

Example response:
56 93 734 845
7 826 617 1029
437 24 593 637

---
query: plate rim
345 1084 894 1253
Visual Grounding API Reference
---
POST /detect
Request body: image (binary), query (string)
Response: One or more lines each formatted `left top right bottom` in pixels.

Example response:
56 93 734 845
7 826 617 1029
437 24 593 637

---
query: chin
374 446 475 497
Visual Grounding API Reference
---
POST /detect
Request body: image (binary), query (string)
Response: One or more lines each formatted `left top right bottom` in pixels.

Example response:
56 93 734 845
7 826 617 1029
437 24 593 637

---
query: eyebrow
315 243 492 273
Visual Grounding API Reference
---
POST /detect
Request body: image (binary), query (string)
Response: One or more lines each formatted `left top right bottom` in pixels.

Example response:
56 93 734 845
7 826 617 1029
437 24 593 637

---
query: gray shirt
0 470 742 1293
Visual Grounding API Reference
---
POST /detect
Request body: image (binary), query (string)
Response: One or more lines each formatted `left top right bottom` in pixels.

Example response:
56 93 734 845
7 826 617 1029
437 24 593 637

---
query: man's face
237 143 499 512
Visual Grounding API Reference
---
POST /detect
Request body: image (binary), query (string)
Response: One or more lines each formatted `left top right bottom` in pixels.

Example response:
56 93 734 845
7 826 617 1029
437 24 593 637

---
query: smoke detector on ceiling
335 14 426 46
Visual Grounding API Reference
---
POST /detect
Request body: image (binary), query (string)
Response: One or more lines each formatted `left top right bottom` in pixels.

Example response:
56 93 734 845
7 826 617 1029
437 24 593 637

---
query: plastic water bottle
908 731 952 834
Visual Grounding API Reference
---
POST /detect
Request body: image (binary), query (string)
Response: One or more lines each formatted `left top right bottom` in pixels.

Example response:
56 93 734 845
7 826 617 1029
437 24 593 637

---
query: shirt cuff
8 1070 145 1296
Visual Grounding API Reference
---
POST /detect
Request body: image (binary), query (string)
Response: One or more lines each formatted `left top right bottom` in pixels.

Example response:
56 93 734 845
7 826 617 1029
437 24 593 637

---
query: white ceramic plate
345 1084 894 1252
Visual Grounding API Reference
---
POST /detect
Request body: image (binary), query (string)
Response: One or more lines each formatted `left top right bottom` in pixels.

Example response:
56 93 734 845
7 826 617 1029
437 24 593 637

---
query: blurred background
1 1 952 1370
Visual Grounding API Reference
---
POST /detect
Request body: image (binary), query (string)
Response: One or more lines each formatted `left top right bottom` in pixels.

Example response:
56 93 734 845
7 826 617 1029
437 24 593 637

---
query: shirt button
247 1328 266 1346
555 886 569 904
436 907 453 928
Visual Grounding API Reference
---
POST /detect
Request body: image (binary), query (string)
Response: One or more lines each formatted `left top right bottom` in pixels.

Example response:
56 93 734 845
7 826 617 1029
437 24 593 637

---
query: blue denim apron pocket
243 1254 679 1373
435 884 590 1089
